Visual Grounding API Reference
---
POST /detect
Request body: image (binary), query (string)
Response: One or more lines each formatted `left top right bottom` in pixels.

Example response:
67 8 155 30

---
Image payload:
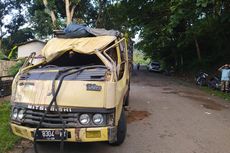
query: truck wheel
110 109 127 146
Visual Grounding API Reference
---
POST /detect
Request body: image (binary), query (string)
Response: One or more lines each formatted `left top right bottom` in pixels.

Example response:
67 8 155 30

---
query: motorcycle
207 75 221 90
195 71 209 86
195 71 221 90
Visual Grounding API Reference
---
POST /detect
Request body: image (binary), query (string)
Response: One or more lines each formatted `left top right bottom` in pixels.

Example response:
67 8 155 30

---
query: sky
2 5 29 36
133 31 141 44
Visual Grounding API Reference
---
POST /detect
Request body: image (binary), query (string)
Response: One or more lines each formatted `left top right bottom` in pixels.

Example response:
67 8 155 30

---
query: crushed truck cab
10 35 132 145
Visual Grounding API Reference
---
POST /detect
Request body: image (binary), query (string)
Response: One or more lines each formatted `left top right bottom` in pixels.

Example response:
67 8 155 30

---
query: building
17 40 46 59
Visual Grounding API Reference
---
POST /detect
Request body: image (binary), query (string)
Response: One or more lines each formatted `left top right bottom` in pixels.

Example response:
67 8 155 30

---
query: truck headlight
93 114 104 125
79 114 90 125
12 108 18 120
17 109 25 120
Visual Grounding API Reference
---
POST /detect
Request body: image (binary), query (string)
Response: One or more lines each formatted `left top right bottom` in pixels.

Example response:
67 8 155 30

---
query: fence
0 60 16 97
0 60 16 76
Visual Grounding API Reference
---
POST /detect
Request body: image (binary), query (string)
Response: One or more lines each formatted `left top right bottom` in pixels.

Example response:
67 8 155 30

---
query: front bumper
11 123 117 143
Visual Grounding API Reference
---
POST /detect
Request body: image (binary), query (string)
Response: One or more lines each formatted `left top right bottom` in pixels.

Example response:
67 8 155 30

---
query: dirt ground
15 70 230 153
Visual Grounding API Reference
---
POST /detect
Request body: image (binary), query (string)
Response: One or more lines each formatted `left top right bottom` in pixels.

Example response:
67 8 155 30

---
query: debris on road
127 110 151 124
204 112 212 115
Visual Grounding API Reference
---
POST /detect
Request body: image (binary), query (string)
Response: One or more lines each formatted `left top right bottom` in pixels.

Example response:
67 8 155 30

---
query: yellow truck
10 34 132 148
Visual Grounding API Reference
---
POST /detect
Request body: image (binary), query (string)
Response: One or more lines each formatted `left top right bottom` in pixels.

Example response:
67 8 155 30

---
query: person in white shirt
218 64 230 92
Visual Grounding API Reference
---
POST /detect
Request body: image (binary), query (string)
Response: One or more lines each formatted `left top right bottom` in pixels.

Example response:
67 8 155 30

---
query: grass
201 87 230 101
0 102 20 153
173 73 230 101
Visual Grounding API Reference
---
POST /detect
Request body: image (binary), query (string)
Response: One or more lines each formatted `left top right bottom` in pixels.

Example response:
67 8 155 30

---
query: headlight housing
12 108 18 120
79 114 90 125
107 113 115 126
93 114 104 125
17 109 25 120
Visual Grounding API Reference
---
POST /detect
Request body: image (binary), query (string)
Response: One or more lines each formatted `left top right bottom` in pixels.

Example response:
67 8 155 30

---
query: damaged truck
10 26 133 151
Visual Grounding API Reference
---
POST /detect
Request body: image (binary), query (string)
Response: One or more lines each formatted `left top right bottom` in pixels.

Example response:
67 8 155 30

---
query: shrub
8 60 24 76
0 102 20 153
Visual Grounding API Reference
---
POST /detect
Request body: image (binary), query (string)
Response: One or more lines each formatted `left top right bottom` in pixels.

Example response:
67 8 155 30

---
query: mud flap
108 127 117 143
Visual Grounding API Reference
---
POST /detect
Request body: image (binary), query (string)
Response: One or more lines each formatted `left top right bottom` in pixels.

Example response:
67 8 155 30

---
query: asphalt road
23 70 230 153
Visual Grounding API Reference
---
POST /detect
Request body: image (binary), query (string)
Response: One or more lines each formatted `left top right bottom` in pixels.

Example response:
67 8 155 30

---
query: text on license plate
35 130 67 140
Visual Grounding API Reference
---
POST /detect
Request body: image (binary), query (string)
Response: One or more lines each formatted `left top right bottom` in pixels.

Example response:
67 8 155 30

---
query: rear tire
197 78 206 86
110 109 126 146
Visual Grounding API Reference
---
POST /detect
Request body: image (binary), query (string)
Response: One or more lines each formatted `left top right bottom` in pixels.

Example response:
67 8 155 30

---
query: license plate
34 130 67 140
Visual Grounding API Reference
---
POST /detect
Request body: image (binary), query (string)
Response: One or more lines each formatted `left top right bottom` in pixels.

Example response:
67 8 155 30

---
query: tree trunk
65 0 72 25
70 5 76 21
0 27 3 49
42 0 57 28
50 11 57 28
194 38 202 61
180 55 184 66
96 0 105 28
213 0 222 16
0 39 1 51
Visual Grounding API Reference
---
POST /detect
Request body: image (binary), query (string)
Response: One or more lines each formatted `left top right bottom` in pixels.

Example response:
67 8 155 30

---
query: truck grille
22 109 106 128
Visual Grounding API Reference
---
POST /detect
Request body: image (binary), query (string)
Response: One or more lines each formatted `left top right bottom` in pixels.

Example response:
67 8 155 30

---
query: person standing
218 64 230 92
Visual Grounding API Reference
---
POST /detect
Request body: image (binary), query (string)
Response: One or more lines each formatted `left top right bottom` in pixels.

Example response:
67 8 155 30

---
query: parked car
147 61 161 72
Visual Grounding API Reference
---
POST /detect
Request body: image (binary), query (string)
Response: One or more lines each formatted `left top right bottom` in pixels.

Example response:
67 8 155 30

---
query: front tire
110 109 127 146
124 83 130 106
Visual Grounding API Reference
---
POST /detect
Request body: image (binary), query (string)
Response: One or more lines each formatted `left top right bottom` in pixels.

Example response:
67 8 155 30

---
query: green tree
0 0 9 49
2 28 34 57
120 0 230 71
0 0 34 57
28 0 98 37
